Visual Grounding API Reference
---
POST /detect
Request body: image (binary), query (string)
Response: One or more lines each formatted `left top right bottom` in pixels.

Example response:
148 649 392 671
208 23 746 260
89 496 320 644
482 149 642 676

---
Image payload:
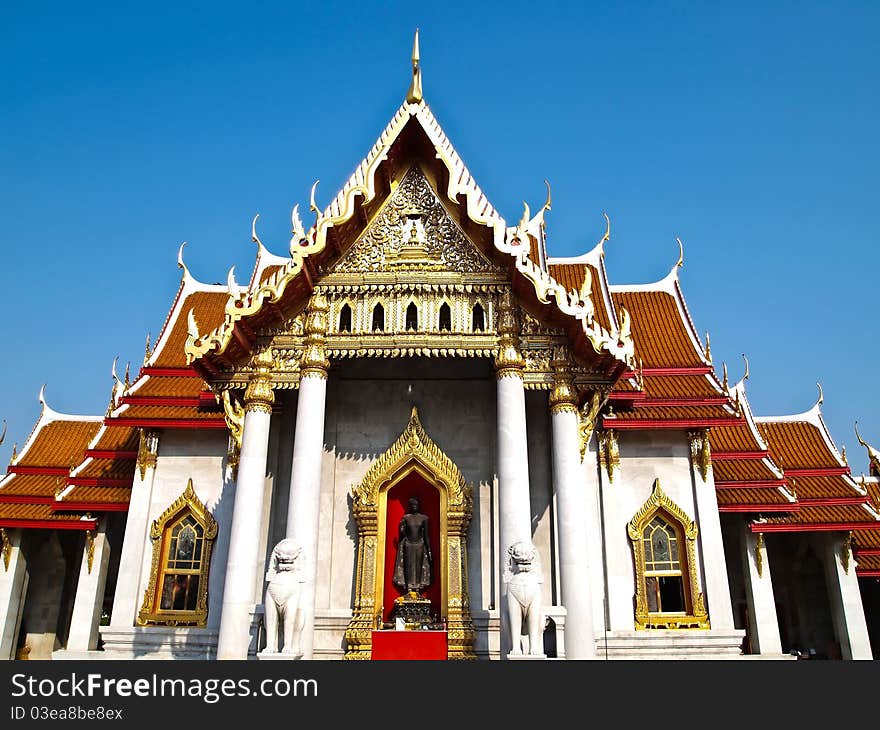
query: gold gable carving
332 166 501 275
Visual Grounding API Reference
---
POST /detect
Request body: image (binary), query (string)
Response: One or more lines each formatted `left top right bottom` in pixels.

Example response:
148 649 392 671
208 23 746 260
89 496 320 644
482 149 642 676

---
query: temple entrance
382 473 442 625
344 407 476 659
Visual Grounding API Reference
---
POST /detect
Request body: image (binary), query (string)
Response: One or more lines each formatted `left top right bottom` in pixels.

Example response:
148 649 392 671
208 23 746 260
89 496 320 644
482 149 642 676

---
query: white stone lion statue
503 540 545 657
263 538 306 657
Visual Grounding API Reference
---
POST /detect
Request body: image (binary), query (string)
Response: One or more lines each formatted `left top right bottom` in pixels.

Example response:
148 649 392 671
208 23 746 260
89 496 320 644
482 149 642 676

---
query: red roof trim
602 417 745 430
856 569 880 577
83 450 138 460
0 495 56 505
138 367 200 378
632 397 731 409
797 496 870 507
718 504 798 513
715 480 788 490
67 477 132 488
712 451 771 461
0 518 97 531
785 467 850 477
620 367 714 377
104 418 227 429
854 547 880 556
8 466 70 476
121 396 202 407
751 522 880 533
52 501 129 513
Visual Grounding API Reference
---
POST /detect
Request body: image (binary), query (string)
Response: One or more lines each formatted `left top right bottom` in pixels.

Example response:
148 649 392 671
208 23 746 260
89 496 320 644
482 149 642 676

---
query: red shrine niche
382 472 442 623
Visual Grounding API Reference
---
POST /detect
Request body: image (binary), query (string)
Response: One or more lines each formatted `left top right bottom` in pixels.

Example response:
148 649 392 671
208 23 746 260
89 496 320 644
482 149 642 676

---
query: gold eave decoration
137 479 218 628
627 479 709 630
344 407 476 660
1 528 11 571
184 96 632 369
85 530 95 574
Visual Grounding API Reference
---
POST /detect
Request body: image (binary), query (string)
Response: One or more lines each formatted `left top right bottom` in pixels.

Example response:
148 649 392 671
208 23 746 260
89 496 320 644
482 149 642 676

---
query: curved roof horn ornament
675 237 684 269
742 353 750 382
815 381 824 407
0 419 6 446
290 203 306 252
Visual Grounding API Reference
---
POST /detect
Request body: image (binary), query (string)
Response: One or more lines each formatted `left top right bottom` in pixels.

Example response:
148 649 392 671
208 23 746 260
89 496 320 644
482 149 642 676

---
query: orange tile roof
89 425 138 452
608 404 736 422
716 488 791 506
763 503 877 526
16 420 101 468
759 421 843 470
611 290 705 368
642 375 721 399
709 424 765 453
114 405 223 421
75 459 135 480
787 475 863 500
547 263 613 333
0 474 64 497
134 376 208 398
0 502 96 524
153 290 230 368
713 459 781 483
60 486 131 504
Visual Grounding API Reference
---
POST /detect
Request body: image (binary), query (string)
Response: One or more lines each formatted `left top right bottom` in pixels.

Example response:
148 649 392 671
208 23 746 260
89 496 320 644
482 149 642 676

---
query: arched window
138 479 217 627
642 515 685 613
438 302 451 332
339 303 352 333
372 303 384 332
406 302 418 331
472 303 485 332
627 479 708 630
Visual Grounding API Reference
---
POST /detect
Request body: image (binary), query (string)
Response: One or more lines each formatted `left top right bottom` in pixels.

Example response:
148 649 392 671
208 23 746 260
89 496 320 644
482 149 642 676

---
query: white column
822 533 872 659
66 524 111 652
216 350 275 660
495 290 532 658
550 361 595 658
285 372 327 659
741 529 783 655
0 529 28 660
689 431 735 630
108 430 157 628
283 292 330 660
497 374 532 551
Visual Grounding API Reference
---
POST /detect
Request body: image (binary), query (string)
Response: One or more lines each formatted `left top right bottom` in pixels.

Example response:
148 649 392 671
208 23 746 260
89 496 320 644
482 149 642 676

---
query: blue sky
1 2 878 473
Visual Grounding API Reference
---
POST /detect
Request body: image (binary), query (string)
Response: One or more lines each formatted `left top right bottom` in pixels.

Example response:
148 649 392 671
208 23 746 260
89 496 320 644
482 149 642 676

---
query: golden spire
406 29 423 103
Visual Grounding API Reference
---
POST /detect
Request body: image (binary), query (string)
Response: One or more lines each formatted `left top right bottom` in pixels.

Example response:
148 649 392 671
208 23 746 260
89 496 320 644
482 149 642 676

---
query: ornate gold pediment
331 166 501 276
350 406 472 517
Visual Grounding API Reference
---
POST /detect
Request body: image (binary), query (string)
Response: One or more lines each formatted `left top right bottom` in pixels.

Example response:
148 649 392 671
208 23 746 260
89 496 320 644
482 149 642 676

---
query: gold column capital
244 349 275 413
549 348 578 415
301 292 330 379
495 288 523 379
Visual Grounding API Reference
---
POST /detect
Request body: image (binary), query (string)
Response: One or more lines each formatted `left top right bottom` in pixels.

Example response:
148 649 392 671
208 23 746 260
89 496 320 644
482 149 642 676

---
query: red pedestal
371 630 448 660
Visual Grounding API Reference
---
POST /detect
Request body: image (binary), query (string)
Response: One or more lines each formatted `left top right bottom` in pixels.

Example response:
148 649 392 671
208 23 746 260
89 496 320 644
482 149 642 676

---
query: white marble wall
0 529 28 659
600 430 706 632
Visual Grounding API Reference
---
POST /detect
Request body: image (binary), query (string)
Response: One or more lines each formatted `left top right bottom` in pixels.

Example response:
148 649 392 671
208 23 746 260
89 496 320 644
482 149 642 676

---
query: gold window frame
627 478 709 630
344 407 476 659
138 479 218 627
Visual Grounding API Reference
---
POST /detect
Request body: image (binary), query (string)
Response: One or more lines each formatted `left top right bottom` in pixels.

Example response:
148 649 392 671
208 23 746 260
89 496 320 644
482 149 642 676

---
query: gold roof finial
144 332 152 366
741 353 750 382
816 381 824 407
406 29 423 104
675 237 684 269
722 362 729 391
704 332 712 364
10 443 17 463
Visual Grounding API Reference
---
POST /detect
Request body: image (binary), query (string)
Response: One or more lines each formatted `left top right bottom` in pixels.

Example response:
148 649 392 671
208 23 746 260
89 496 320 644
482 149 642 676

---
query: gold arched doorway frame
344 407 476 659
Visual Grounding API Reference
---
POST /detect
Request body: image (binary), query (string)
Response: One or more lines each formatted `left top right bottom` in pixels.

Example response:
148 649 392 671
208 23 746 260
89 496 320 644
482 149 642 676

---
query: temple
2 33 879 661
